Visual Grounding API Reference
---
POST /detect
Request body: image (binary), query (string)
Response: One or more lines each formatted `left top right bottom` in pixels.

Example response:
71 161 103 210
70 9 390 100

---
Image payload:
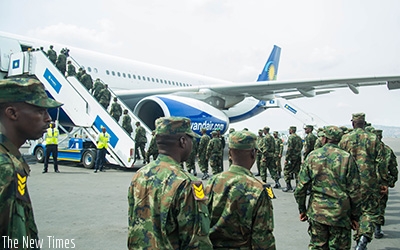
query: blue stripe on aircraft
43 68 62 93
93 116 118 148
228 100 266 123
284 104 297 114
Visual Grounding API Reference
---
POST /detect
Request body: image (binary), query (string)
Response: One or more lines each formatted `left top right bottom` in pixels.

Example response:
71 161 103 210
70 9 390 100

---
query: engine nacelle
134 95 230 135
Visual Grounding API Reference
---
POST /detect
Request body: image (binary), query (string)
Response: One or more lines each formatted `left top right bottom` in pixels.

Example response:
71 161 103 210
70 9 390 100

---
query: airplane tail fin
257 45 281 82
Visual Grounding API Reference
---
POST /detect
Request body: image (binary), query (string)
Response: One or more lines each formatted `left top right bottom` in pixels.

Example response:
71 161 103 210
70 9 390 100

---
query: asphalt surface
23 138 400 250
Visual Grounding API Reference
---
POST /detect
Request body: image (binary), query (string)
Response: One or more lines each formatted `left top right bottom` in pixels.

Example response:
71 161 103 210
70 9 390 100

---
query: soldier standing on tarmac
273 131 283 180
198 128 211 180
282 126 303 192
185 136 198 176
207 131 223 175
145 130 158 163
261 126 279 187
255 129 264 177
303 125 317 159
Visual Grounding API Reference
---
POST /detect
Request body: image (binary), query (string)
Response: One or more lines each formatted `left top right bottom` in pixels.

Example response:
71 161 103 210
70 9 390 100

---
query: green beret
304 125 313 130
323 126 343 141
155 117 199 138
228 131 256 150
351 113 365 121
0 78 63 108
289 126 297 132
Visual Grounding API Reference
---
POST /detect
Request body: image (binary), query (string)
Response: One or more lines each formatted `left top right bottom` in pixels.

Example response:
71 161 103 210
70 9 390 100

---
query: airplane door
0 36 22 72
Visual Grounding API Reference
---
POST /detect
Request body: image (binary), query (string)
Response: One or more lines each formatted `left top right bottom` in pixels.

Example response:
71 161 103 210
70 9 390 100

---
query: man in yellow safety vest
94 126 110 173
43 121 60 173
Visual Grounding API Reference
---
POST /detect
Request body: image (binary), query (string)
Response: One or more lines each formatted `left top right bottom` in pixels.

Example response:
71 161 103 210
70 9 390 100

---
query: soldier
109 97 122 122
255 129 264 176
273 131 284 181
98 84 111 109
313 128 325 150
215 128 225 171
55 48 67 75
122 109 133 135
207 131 223 175
198 128 211 180
75 67 84 82
227 128 235 166
43 121 60 173
47 45 57 64
206 130 276 249
94 126 110 173
80 70 93 92
373 129 398 239
145 130 158 163
92 78 104 101
261 126 279 186
303 125 317 159
127 117 212 249
282 126 303 192
339 113 388 249
66 60 76 76
185 136 198 176
294 126 361 249
0 78 62 249
134 121 147 164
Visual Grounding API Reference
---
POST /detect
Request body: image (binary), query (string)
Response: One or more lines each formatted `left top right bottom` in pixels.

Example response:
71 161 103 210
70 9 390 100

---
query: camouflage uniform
98 86 111 109
207 132 223 174
145 131 158 163
185 137 198 175
294 126 362 249
273 131 284 178
134 123 147 162
339 113 388 244
80 71 94 92
374 130 398 238
313 129 325 150
255 129 264 176
127 117 212 249
283 126 303 191
55 50 67 75
206 131 276 249
261 127 278 184
303 125 317 159
198 129 211 179
109 98 122 122
92 79 104 101
67 61 76 76
122 111 133 135
47 45 57 64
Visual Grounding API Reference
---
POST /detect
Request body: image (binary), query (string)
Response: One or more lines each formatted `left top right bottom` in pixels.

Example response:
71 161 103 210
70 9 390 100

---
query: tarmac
22 138 400 250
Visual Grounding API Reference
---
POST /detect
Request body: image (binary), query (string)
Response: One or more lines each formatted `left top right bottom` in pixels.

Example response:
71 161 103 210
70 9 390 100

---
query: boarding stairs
7 50 152 168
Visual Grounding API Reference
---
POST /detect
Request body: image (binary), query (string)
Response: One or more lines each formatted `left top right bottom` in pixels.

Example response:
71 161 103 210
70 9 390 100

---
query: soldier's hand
299 212 308 222
351 220 359 230
380 185 388 195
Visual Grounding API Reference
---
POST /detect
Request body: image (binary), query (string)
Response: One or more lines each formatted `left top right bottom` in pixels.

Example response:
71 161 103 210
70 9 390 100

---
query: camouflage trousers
283 156 301 183
308 220 352 250
377 192 389 225
186 156 196 173
274 156 282 177
354 193 380 241
209 154 222 175
145 150 158 163
256 153 262 175
135 142 146 160
261 157 278 183
198 154 209 173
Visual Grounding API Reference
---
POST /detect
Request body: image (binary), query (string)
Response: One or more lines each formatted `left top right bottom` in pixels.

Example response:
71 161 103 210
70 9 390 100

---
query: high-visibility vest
45 128 59 145
97 132 110 149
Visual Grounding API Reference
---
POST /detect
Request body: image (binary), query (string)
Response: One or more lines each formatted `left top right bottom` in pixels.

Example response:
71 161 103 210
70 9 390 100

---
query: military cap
243 128 249 131
304 125 313 130
317 130 325 137
289 126 297 132
273 131 278 135
228 131 256 150
322 126 343 141
0 78 63 108
155 117 199 138
211 131 218 136
258 129 263 133
351 113 365 121
374 129 383 137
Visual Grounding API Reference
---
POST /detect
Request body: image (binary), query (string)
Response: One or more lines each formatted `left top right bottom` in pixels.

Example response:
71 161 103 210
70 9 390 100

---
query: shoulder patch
191 181 207 201
264 184 276 199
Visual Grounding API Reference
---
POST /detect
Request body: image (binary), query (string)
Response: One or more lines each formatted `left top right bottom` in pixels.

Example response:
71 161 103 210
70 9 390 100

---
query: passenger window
106 70 110 75
112 71 115 76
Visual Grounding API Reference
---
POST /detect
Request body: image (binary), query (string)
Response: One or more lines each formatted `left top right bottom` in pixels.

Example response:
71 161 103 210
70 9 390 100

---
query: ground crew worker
207 131 223 174
94 126 110 173
303 125 317 159
295 126 362 249
145 130 158 163
122 109 133 136
109 97 122 122
134 121 147 164
198 128 211 180
43 121 60 173
66 60 76 76
0 78 62 249
47 45 57 64
339 113 388 249
255 129 264 177
127 117 212 249
273 131 284 180
206 130 276 249
283 126 303 192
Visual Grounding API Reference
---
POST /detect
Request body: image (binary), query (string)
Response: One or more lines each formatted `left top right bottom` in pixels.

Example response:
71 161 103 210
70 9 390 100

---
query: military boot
374 224 384 239
273 179 281 189
355 235 370 250
282 182 292 192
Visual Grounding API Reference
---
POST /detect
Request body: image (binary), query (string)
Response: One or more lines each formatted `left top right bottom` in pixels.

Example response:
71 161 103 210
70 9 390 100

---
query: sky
1 0 399 133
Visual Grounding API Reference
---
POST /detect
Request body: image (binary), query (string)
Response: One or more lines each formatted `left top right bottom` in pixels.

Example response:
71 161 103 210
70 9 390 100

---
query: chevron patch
17 173 27 196
191 181 207 201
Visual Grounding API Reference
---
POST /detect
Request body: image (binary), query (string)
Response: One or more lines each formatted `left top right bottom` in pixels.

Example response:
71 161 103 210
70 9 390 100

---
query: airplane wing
115 75 400 100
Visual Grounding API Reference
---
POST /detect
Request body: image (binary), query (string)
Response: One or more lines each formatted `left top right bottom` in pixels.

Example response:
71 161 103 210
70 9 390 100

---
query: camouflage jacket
0 134 39 249
294 143 362 228
256 135 264 155
110 102 122 118
339 128 387 194
206 138 222 158
147 135 158 155
206 165 276 249
134 125 147 143
262 134 275 158
198 134 211 157
127 154 212 249
122 115 133 134
380 143 398 187
274 137 283 157
286 133 303 160
303 133 317 158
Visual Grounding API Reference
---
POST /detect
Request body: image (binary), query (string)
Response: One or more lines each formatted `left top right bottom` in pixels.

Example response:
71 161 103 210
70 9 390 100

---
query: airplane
1 31 400 135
